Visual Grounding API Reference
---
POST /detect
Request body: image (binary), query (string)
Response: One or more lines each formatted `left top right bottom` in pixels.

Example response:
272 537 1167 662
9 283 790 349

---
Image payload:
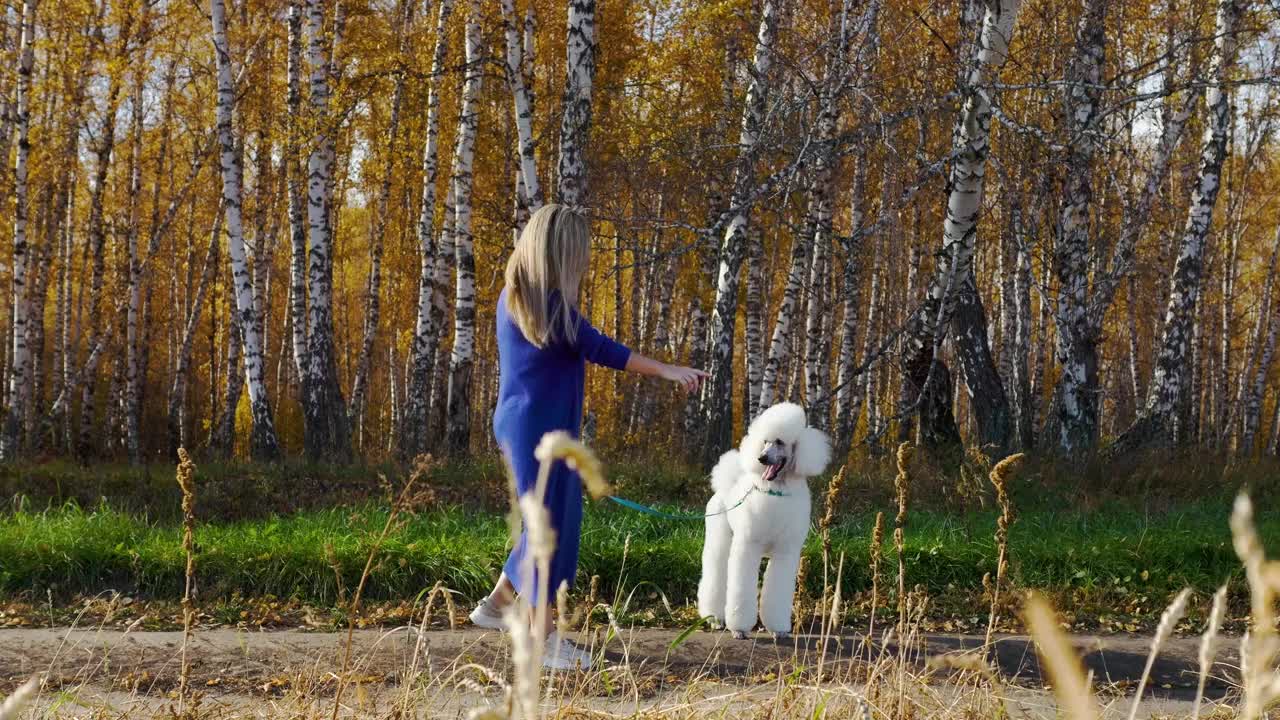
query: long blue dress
494 288 631 605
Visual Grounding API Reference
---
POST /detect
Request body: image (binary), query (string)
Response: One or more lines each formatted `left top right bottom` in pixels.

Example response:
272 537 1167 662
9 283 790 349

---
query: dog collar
758 486 790 497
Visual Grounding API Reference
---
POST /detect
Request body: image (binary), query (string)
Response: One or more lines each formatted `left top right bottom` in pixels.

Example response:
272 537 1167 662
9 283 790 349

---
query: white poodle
697 402 831 639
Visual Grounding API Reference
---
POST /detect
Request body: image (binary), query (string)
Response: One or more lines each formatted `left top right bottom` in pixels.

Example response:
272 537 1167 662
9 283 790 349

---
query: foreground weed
1025 592 1098 720
176 447 198 712
984 452 1021 650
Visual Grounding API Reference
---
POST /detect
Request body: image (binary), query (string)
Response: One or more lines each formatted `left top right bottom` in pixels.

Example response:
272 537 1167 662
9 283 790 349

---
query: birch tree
301 0 349 458
400 0 454 459
898 0 1019 448
1113 0 1244 452
1047 0 1106 454
211 0 281 459
444 0 483 454
557 0 596 207
349 0 410 434
1 0 38 460
704 0 777 454
501 0 541 222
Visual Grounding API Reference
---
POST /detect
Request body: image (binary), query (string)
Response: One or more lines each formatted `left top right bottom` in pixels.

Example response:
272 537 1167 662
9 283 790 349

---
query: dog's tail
709 449 741 496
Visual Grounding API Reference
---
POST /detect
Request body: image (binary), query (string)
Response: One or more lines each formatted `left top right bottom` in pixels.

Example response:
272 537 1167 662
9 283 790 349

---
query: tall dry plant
1024 592 1099 720
795 464 846 628
0 677 38 720
330 456 430 720
1128 588 1191 720
893 442 911 636
175 447 198 711
1193 585 1228 720
983 452 1022 649
498 431 611 720
1230 492 1280 718
867 511 884 642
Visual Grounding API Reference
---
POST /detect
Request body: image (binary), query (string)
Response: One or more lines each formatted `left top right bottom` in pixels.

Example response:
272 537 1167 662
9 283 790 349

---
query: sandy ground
0 625 1240 718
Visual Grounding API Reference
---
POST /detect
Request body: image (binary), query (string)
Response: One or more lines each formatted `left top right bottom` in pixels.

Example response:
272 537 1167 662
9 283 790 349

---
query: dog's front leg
760 549 802 639
724 539 765 639
697 514 732 627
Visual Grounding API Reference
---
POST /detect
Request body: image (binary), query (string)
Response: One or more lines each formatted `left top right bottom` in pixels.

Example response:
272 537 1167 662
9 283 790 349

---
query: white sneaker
468 597 507 631
542 631 593 670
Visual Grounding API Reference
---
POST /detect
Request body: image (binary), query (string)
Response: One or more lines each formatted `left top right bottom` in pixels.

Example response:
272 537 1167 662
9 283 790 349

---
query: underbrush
0 493 1267 631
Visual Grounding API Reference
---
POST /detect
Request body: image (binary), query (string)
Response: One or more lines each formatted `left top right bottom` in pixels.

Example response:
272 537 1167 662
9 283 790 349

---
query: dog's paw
706 617 724 630
731 630 749 640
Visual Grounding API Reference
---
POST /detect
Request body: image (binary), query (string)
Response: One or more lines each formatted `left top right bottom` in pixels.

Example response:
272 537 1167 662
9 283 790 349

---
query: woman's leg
485 573 516 609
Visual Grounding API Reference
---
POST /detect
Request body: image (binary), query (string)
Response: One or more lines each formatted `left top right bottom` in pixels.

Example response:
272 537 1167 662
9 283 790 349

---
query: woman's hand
660 364 710 393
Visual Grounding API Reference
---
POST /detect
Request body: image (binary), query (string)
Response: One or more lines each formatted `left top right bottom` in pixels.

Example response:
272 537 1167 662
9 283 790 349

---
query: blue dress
494 288 631 605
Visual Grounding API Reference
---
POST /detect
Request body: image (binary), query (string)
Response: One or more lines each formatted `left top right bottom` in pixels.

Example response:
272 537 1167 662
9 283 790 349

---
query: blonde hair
505 204 591 347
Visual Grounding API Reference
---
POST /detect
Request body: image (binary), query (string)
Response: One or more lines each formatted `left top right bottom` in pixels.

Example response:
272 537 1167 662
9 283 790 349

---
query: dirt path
0 626 1238 717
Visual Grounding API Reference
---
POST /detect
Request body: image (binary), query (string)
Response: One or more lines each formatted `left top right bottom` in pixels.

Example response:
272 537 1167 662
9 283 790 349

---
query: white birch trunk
1116 0 1244 452
212 0 281 459
1 0 37 460
556 0 596 207
743 226 764 420
899 0 1019 447
349 0 409 429
1238 224 1280 453
1049 0 1106 454
168 206 223 458
704 0 777 453
400 0 455 458
501 0 541 219
286 0 308 381
301 0 349 458
124 77 144 463
444 0 483 454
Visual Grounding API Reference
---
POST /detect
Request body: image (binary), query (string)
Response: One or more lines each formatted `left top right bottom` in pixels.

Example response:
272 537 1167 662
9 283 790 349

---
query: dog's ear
793 426 832 478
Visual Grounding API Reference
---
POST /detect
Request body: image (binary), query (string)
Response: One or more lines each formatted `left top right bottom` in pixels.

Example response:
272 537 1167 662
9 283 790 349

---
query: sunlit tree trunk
1049 0 1106 455
78 46 128 458
743 226 764 420
400 0 455 459
556 0 596 207
1238 225 1280 453
123 76 144 463
286 0 307 382
301 0 349 459
445 0 483 454
898 0 1019 449
168 207 223 459
349 0 409 434
704 0 777 456
1 0 37 461
212 0 281 459
501 0 541 220
759 220 809 410
1114 0 1243 453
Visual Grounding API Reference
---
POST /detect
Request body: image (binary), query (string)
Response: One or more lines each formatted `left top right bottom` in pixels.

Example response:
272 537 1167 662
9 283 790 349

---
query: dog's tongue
762 462 784 483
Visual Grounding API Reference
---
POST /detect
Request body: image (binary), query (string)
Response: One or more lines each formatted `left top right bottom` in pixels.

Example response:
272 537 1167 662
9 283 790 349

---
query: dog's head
739 402 831 483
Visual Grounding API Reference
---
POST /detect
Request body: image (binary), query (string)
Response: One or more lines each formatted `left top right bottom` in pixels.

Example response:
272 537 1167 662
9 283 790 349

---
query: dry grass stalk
1193 584 1228 720
1127 587 1190 720
868 511 885 643
1024 592 1099 720
795 465 847 627
175 447 198 712
893 442 911 637
330 461 425 720
0 676 38 720
984 452 1022 650
1230 492 1280 718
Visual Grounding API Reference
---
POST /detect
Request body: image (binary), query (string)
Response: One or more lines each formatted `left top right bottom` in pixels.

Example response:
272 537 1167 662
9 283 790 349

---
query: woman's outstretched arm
625 353 709 393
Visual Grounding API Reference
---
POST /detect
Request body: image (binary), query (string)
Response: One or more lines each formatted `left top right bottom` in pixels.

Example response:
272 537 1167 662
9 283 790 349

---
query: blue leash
606 486 789 521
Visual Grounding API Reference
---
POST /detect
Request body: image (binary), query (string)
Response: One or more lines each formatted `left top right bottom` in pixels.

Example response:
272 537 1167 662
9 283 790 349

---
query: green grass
0 495 1264 620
